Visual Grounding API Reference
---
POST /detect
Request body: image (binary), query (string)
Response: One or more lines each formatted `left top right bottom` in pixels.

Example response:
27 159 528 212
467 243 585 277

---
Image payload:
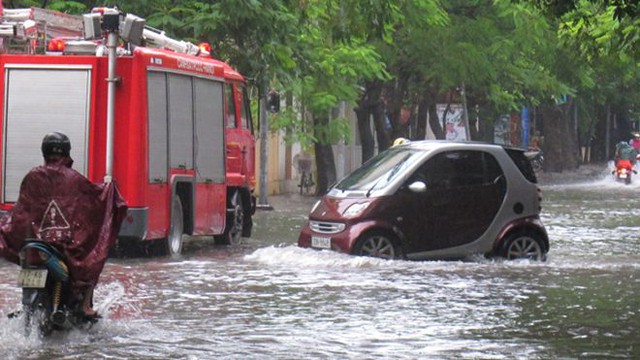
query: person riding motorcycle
630 133 640 153
0 132 127 317
614 140 637 173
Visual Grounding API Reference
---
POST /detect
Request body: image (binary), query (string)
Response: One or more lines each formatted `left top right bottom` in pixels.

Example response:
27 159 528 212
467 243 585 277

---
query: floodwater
1 166 639 359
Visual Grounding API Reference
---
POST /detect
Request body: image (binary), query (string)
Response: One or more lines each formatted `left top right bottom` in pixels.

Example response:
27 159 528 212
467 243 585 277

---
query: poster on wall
437 104 466 141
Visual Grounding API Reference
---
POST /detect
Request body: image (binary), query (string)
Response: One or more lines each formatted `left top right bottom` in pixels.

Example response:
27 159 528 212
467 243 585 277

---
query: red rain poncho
0 156 127 294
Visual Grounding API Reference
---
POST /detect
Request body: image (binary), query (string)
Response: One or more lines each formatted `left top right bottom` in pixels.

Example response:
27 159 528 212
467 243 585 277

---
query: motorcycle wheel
23 306 51 337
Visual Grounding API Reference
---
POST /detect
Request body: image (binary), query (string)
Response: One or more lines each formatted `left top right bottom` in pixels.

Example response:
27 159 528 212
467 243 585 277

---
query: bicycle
296 156 315 195
298 171 315 195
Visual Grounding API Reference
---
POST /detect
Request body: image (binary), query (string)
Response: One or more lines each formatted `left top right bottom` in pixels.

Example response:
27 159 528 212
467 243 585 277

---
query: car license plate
311 236 331 249
17 269 48 288
620 173 627 178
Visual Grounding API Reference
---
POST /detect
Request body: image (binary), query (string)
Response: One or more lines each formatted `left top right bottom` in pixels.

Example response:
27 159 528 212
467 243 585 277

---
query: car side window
422 150 504 190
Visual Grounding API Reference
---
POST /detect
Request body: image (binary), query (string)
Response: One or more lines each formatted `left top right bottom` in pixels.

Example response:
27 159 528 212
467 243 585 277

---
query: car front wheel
353 231 402 260
501 233 545 261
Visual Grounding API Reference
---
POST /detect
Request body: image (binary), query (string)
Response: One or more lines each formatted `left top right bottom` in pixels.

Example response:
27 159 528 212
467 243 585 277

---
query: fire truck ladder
141 26 209 57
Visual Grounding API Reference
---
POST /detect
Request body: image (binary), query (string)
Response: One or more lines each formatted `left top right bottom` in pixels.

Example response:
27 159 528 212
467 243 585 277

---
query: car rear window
504 148 537 183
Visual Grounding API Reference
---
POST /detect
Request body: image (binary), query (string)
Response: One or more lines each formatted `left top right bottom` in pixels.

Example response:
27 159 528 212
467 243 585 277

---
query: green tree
280 0 391 194
558 1 640 162
391 1 568 136
354 0 447 161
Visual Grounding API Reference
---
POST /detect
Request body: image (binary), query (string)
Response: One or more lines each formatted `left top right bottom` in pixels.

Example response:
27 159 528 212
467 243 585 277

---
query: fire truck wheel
215 192 243 245
166 197 184 257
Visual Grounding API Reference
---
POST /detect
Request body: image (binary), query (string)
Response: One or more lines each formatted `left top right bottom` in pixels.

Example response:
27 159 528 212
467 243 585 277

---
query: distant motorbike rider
630 133 640 153
614 141 637 172
0 132 127 317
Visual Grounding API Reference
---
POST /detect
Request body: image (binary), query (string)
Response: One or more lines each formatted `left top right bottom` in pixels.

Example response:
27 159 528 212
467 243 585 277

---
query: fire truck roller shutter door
3 66 91 202
168 73 194 170
194 78 224 183
147 71 168 183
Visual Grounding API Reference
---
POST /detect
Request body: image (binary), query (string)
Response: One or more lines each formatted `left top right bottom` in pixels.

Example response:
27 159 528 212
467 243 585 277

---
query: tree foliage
8 0 640 174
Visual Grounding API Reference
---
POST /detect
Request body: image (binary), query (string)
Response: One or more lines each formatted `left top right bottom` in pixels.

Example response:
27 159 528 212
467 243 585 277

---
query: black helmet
41 132 71 158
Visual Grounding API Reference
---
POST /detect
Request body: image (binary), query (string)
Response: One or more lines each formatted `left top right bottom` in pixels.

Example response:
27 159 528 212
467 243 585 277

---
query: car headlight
343 202 370 217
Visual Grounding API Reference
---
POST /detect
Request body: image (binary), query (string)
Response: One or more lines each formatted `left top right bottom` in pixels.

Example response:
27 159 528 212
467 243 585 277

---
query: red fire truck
0 7 256 256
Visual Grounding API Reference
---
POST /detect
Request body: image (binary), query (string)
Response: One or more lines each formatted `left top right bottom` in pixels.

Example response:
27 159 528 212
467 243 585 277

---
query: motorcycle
613 159 636 185
525 148 544 173
13 239 97 336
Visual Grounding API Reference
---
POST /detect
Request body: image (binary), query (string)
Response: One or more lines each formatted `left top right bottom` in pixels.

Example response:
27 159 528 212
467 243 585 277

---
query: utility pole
258 79 272 209
336 101 346 180
605 106 610 160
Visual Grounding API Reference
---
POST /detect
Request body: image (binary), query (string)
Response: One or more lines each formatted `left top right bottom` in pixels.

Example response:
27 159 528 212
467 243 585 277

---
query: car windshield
335 147 423 192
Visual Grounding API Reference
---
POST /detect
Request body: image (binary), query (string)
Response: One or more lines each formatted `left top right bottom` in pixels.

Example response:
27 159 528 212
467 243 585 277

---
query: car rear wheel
353 231 402 260
501 232 545 261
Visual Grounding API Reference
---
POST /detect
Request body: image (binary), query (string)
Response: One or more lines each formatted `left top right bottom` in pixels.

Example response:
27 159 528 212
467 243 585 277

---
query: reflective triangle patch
39 200 71 232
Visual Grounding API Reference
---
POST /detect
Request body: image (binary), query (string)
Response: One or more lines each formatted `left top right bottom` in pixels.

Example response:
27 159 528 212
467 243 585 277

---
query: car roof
398 140 513 152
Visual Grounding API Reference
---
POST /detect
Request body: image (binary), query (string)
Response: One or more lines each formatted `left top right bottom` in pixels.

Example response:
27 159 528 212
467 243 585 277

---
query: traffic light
268 90 280 113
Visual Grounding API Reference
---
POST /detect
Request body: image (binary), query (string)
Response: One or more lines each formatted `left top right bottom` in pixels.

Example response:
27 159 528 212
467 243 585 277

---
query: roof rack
0 7 209 57
0 7 83 53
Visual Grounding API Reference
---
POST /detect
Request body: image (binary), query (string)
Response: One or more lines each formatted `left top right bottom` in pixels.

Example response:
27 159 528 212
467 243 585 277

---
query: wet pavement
1 162 639 359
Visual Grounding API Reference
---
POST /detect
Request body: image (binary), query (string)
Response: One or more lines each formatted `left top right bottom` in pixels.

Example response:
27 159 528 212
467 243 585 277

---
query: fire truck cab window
225 84 237 129
240 86 252 131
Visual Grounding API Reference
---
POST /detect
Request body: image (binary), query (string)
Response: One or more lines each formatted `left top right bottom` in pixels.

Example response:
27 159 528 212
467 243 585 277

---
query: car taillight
22 248 47 266
47 38 65 52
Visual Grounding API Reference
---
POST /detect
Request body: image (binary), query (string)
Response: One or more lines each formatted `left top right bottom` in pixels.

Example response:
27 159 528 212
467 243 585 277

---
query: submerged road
1 165 638 359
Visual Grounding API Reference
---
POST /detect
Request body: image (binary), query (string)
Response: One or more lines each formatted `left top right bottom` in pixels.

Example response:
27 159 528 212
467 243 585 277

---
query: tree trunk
313 114 337 195
416 96 428 140
354 106 375 163
428 102 445 139
540 102 580 172
314 142 336 195
468 106 478 140
372 101 391 152
355 80 384 163
560 101 580 169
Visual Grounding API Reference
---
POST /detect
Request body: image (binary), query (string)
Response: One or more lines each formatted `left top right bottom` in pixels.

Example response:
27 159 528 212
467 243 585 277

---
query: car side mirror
408 181 427 193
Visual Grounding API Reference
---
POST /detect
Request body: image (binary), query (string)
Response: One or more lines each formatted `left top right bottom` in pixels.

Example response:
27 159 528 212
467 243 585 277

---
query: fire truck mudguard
118 208 148 240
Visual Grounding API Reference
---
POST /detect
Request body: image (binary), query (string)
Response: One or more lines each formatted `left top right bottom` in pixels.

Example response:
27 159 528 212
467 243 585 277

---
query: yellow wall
254 132 283 196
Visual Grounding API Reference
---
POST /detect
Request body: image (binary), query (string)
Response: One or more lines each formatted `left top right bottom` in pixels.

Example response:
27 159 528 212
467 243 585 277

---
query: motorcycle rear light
23 248 47 265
